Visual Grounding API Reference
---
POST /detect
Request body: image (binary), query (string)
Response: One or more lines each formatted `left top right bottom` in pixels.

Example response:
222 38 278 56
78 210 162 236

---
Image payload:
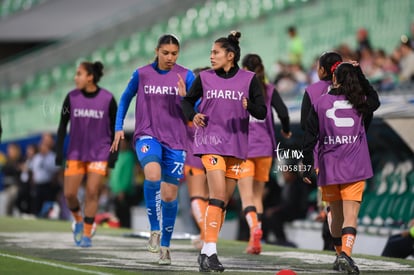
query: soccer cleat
158 246 171 265
333 255 344 271
197 253 202 265
338 252 360 274
199 253 225 273
72 221 83 246
79 236 92 248
147 231 161 253
246 227 263 255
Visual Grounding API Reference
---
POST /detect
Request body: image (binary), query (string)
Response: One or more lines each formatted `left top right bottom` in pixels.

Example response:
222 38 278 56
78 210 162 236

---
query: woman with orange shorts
56 61 118 247
303 62 380 274
181 31 267 272
237 53 291 254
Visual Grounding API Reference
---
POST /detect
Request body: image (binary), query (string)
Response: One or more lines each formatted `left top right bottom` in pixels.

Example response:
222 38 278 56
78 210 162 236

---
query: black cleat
199 253 225 272
338 252 360 274
333 255 344 271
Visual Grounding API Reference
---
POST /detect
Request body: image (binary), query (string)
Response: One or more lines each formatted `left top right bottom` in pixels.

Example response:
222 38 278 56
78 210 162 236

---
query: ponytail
334 63 369 116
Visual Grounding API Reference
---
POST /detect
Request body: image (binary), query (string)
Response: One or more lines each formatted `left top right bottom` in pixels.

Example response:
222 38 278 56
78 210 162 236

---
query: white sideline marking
0 252 112 275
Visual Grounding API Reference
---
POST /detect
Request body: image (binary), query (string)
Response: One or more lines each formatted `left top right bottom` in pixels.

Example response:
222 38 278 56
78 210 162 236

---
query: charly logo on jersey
209 156 218 165
141 144 150 153
326 100 355 127
143 85 179 95
73 108 104 119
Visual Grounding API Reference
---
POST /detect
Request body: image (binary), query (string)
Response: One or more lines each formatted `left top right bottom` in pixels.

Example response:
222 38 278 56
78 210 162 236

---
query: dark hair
242 53 266 98
319 51 342 81
81 61 104 84
334 63 369 116
215 31 242 64
154 34 180 63
287 26 296 34
156 34 180 49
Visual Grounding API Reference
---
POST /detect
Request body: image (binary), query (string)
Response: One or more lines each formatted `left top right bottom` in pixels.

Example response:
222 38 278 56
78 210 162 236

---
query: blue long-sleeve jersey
115 62 195 131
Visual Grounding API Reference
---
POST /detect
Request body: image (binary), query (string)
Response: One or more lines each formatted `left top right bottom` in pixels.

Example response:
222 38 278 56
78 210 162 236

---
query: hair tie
330 61 341 73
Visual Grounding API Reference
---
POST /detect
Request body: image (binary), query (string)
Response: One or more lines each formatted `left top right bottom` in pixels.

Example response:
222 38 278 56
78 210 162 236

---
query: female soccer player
181 31 267 272
300 51 343 269
110 34 195 265
237 53 291 254
303 62 380 274
56 61 118 248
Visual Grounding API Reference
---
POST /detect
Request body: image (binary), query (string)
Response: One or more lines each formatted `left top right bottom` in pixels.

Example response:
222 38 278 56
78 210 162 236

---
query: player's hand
242 97 248 110
177 74 186 97
110 130 124 152
349 60 359 67
281 130 292 139
193 113 207 128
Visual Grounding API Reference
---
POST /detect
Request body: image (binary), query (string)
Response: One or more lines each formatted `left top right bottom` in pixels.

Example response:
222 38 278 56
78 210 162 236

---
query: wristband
410 226 414 238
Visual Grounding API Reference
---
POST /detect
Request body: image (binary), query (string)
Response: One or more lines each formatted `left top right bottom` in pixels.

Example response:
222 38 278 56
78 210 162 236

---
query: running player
303 62 380 274
56 61 118 248
110 34 195 265
237 53 291 254
181 31 267 272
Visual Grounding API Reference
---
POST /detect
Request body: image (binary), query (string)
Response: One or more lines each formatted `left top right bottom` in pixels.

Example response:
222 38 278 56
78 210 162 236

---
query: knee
64 190 77 202
146 173 161 182
84 191 99 202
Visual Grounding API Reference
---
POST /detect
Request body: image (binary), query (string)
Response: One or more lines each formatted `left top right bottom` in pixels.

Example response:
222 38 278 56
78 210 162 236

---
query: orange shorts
184 165 205 177
321 181 365 202
64 160 108 176
239 157 272 182
201 154 243 180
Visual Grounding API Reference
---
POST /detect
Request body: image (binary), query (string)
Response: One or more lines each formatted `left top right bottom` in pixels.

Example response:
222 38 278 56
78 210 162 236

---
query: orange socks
71 209 83 223
191 197 208 240
244 206 259 232
83 216 95 238
341 227 357 256
204 198 227 243
84 223 93 238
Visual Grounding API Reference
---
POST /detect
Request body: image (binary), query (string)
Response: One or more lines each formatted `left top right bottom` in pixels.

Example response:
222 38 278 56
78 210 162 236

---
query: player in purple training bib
111 34 195 265
182 31 267 272
303 61 380 274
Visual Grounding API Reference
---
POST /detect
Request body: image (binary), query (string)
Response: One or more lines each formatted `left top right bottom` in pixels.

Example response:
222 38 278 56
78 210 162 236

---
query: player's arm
246 76 267 120
182 75 203 121
302 106 319 183
55 95 70 166
271 88 291 136
300 91 311 131
108 97 118 168
111 70 139 152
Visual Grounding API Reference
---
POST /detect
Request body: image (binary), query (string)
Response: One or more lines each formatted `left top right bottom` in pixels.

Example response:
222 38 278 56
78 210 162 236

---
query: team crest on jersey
141 144 150 153
209 156 218 165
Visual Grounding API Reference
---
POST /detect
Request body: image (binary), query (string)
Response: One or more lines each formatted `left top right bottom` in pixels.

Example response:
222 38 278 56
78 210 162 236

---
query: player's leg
63 160 86 246
186 166 208 249
157 147 185 265
199 155 227 272
79 164 105 247
135 137 163 252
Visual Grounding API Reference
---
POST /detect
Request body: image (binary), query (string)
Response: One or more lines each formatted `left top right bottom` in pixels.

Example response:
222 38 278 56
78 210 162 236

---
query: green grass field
1 217 414 274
